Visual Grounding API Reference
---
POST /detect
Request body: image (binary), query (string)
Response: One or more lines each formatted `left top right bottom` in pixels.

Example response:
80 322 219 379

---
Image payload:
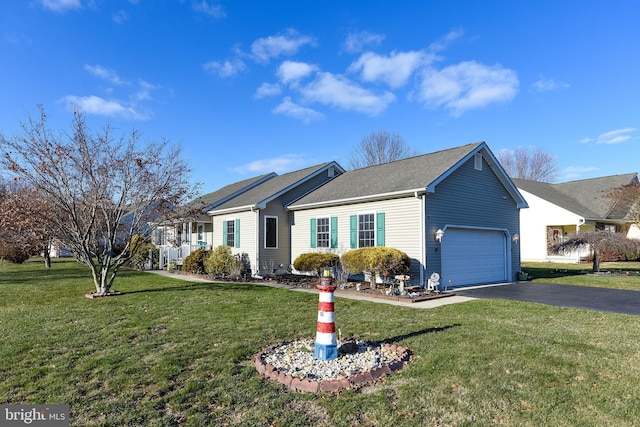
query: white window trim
474 153 483 171
358 212 376 248
264 215 278 249
225 218 236 247
316 216 331 249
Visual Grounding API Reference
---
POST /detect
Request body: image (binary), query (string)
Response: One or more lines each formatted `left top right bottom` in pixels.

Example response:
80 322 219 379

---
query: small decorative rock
254 338 411 393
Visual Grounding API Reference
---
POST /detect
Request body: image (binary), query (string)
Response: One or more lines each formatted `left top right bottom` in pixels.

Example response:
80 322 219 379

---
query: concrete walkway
145 270 476 309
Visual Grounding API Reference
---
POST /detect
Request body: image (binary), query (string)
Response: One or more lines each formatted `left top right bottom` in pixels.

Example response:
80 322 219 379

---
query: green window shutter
376 212 385 247
222 221 227 246
330 216 338 248
310 218 317 248
350 215 357 249
235 219 240 248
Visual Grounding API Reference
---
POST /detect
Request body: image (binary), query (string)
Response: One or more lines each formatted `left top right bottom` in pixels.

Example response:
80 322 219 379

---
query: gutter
287 188 427 211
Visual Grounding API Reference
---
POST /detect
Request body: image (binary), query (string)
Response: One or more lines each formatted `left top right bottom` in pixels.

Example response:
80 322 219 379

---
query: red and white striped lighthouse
314 268 338 360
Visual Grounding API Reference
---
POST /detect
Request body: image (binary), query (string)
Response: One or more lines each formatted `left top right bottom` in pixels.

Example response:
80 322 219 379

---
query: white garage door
442 228 507 287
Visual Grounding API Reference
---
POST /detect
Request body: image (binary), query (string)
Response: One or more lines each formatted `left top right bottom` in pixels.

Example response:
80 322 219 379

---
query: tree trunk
592 250 600 273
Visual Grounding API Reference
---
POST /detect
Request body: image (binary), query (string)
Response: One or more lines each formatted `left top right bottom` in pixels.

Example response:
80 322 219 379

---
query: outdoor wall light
435 229 444 242
512 234 520 243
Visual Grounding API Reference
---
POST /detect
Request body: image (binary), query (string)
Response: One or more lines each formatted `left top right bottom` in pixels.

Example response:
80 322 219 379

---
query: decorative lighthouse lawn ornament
314 268 338 361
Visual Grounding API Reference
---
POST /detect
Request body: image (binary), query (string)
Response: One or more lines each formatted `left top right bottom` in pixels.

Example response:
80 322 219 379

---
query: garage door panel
442 229 507 287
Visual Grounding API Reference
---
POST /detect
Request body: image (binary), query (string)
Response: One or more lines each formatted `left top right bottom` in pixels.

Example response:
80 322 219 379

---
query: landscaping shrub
341 247 411 289
293 253 340 275
204 245 245 279
183 249 209 274
0 245 30 264
126 235 158 270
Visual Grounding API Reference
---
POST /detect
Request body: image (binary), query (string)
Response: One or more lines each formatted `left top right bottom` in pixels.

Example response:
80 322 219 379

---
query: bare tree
0 179 57 267
348 130 418 169
609 180 640 229
550 230 640 272
497 147 558 182
0 106 198 295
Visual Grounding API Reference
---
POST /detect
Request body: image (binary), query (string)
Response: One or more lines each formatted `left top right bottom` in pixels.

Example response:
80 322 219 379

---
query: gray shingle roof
169 173 276 221
288 142 487 207
209 162 338 212
513 173 638 220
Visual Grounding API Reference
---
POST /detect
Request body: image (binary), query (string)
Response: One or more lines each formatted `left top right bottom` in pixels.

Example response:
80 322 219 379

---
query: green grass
522 261 640 290
2 259 640 426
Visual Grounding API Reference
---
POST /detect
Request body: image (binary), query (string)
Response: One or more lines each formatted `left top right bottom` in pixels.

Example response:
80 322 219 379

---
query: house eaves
514 172 638 221
208 162 344 215
426 142 528 209
287 188 427 210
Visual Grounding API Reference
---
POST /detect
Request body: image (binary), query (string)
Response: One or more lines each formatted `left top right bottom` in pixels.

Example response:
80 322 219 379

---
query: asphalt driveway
455 282 640 316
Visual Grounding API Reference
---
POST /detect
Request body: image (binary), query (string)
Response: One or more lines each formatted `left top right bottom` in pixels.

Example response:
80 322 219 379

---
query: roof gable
513 173 638 220
208 162 344 214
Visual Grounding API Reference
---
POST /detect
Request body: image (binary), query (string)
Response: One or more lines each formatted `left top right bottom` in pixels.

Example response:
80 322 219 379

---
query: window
265 216 278 248
226 220 235 247
474 153 483 171
197 224 205 242
154 228 165 245
350 212 384 248
359 213 375 248
317 217 330 248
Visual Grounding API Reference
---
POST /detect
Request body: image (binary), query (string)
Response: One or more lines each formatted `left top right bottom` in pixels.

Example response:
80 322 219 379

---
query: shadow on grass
382 324 460 344
122 280 276 295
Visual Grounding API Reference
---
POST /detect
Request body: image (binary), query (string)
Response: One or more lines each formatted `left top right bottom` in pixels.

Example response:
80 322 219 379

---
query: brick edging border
253 341 411 394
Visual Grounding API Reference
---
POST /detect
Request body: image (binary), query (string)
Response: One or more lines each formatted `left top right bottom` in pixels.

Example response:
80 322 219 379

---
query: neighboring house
153 173 276 268
514 173 640 263
207 162 345 276
287 142 528 288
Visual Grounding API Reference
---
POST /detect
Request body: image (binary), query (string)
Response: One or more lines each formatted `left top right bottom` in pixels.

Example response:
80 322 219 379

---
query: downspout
252 206 260 277
576 218 585 263
415 191 425 285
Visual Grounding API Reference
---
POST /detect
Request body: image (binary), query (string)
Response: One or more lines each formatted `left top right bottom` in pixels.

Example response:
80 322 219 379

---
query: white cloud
348 50 427 88
203 58 246 78
595 128 636 144
254 83 281 99
272 97 324 123
191 0 225 18
343 31 385 54
231 153 311 174
531 76 570 92
427 29 464 54
41 0 81 12
300 72 395 116
250 29 315 63
277 61 317 85
417 61 519 116
62 95 150 120
133 79 159 101
112 9 129 24
84 64 126 86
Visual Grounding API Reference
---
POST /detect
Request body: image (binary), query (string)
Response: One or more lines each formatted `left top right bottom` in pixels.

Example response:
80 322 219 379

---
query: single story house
287 142 528 288
515 173 640 263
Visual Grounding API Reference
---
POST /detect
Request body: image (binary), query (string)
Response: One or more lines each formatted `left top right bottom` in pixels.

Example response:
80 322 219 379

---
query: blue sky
1 1 638 194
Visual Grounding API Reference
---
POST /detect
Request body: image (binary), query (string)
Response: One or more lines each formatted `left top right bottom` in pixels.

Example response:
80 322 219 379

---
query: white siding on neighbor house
211 210 258 274
290 196 424 282
518 189 584 262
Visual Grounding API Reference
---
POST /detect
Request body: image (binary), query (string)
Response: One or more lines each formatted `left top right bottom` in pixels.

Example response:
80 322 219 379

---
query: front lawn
522 261 640 290
2 258 640 426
